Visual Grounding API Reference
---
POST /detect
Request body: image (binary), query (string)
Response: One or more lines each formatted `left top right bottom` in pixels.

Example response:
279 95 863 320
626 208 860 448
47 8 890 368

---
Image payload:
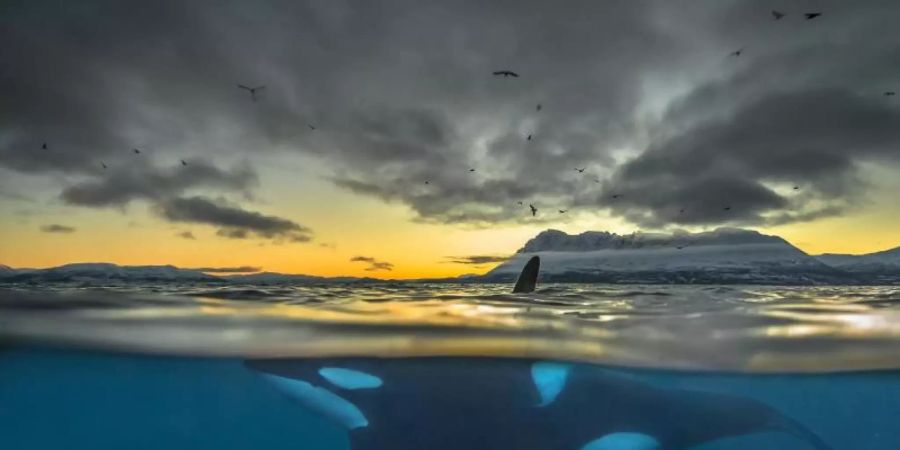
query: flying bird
724 206 732 211
611 194 622 199
527 134 532 141
101 162 107 169
679 209 685 214
469 168 476 172
594 178 601 183
772 10 786 20
677 246 684 250
133 148 141 154
793 186 800 190
308 124 316 130
237 84 266 101
574 167 586 173
492 70 519 78
804 12 822 20
558 209 567 214
181 160 188 166
517 201 524 206
529 204 537 216
41 142 47 150
425 180 430 185
730 48 744 57
885 91 896 96
536 103 542 111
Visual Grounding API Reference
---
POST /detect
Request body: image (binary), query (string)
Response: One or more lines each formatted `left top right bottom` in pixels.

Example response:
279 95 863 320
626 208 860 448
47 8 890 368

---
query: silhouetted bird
611 194 621 199
237 84 266 101
181 160 188 166
558 209 567 214
469 168 476 172
679 209 685 214
536 104 542 111
101 162 107 169
594 178 601 183
886 91 896 96
492 70 519 78
677 246 684 250
425 181 429 185
133 148 141 154
529 204 537 216
772 10 785 20
527 134 532 141
574 167 586 173
804 12 822 20
308 124 316 130
793 186 800 190
41 142 47 150
517 201 524 206
731 48 744 57
724 206 732 211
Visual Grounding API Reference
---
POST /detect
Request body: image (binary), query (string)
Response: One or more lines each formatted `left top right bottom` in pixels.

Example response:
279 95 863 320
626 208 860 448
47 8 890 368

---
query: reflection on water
1 283 899 371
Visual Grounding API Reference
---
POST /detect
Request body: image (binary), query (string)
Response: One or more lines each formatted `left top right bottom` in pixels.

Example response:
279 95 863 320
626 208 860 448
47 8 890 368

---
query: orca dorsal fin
512 255 540 293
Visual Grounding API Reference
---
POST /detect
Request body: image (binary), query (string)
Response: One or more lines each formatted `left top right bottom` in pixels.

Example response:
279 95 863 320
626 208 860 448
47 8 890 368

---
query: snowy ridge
487 228 860 284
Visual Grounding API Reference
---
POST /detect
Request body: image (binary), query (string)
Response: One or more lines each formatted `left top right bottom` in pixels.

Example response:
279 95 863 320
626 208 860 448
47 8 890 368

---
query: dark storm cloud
3 0 900 228
349 256 394 272
187 266 261 273
606 88 900 226
444 255 510 265
60 159 256 207
157 196 313 242
40 224 76 233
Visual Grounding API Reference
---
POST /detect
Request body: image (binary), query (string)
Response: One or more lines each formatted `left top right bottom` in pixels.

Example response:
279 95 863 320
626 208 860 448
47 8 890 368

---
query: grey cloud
444 255 510 265
350 256 393 272
4 0 900 228
607 88 900 227
1 0 692 225
187 266 261 273
60 160 257 207
157 196 313 242
40 224 76 233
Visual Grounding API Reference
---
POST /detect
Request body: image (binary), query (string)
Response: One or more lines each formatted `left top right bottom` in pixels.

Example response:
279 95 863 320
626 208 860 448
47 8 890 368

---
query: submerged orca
245 258 831 450
246 358 830 450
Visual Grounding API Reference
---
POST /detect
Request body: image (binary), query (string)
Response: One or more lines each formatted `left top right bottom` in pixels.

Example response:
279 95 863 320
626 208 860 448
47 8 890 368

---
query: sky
1 0 899 278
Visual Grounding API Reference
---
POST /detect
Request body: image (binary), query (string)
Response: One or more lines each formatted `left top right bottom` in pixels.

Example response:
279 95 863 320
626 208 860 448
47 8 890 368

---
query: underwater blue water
1 347 899 450
1 284 899 449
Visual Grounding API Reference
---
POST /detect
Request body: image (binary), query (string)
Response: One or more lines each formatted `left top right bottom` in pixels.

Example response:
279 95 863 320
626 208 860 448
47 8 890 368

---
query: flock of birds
36 8 895 228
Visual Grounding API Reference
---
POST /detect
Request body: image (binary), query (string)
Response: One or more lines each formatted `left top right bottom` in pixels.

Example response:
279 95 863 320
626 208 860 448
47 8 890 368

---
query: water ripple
1 283 899 372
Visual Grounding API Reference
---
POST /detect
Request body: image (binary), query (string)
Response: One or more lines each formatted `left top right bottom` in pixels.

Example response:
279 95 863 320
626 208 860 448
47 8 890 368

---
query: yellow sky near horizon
2 161 899 279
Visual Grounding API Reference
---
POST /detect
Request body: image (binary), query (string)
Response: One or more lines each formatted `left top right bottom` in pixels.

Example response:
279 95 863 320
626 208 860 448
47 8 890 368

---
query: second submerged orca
246 357 831 450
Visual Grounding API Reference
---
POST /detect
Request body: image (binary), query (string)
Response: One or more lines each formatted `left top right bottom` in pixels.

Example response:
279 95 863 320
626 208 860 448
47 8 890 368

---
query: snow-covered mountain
815 247 900 283
0 263 219 282
485 228 853 284
0 264 380 284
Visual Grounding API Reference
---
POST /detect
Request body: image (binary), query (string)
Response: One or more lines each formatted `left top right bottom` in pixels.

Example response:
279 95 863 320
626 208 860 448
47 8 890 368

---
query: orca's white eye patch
259 373 369 430
580 432 660 450
531 361 573 406
319 367 383 390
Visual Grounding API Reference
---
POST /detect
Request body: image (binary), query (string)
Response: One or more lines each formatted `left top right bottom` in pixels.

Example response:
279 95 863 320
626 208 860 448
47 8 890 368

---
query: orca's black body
246 357 831 450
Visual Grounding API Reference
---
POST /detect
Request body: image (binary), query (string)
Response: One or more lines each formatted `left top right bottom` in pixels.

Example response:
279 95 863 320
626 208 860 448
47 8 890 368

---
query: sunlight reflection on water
1 283 899 372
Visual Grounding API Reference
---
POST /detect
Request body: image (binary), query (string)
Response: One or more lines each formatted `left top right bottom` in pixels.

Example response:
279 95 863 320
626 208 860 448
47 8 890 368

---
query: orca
244 255 831 450
513 255 540 293
246 357 831 450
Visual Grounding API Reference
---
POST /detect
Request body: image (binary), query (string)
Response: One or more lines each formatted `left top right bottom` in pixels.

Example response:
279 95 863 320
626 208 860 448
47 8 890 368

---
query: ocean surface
2 283 899 449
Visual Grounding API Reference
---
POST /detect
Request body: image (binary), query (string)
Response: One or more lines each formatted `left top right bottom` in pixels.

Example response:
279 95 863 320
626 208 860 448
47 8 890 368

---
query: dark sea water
1 283 899 449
